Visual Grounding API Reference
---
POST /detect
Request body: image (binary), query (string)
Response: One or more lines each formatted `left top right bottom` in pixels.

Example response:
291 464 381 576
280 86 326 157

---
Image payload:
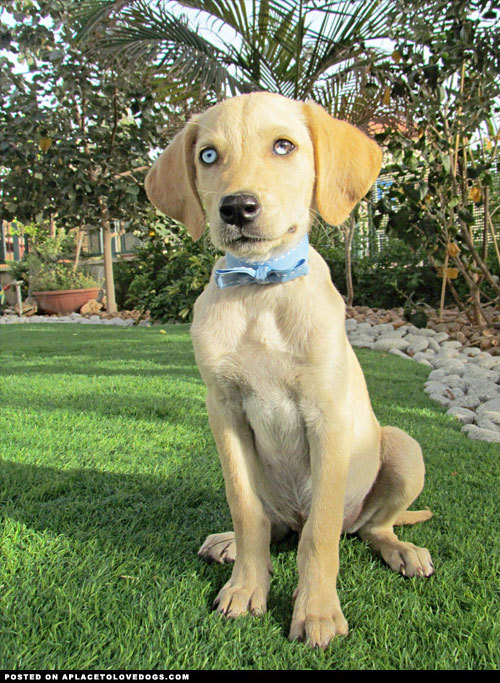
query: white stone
435 348 460 360
462 365 497 381
372 323 396 336
476 418 500 432
356 322 373 335
388 348 414 360
446 406 476 424
448 394 482 410
428 367 450 381
476 356 500 370
427 338 442 352
447 387 464 400
425 380 448 394
407 336 430 353
463 379 499 402
480 410 500 425
441 340 463 350
441 374 466 389
351 337 374 349
373 338 410 353
350 336 375 349
345 319 358 332
429 392 451 406
461 424 500 443
379 328 407 340
432 359 466 374
462 346 482 357
434 332 450 343
476 399 500 415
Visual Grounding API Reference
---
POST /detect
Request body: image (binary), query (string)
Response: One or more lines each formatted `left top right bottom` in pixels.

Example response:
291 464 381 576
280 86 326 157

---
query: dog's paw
289 589 348 649
382 541 434 578
198 532 236 564
213 579 267 618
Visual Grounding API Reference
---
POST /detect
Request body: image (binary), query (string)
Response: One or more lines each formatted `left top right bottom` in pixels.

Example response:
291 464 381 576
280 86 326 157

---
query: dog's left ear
303 101 382 226
145 118 206 240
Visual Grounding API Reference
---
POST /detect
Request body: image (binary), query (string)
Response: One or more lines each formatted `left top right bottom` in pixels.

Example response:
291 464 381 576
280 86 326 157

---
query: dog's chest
194 306 313 526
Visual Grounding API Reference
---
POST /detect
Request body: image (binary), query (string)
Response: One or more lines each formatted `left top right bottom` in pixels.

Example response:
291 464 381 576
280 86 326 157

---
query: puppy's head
146 93 382 259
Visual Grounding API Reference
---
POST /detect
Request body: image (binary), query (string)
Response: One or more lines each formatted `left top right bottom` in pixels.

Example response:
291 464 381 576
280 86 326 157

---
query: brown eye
273 139 295 156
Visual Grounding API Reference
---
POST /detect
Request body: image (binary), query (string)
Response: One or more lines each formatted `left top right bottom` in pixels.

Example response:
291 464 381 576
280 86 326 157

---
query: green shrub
30 262 99 291
11 228 99 294
127 225 218 322
317 238 445 309
113 258 142 310
9 259 30 299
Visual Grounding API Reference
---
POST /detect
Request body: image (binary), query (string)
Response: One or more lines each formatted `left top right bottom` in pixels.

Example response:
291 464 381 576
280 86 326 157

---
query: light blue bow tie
214 235 310 289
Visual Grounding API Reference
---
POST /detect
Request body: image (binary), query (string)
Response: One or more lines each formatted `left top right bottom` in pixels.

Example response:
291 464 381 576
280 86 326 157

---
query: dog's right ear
145 119 206 241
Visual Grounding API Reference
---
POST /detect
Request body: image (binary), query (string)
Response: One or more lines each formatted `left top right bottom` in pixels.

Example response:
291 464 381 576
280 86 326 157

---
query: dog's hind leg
198 520 291 565
198 531 236 565
354 426 434 577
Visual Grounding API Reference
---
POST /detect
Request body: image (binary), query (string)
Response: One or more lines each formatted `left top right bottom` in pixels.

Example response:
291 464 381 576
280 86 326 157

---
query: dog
145 92 434 649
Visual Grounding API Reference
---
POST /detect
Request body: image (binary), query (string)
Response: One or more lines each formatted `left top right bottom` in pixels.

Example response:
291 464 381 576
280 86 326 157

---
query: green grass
0 323 498 670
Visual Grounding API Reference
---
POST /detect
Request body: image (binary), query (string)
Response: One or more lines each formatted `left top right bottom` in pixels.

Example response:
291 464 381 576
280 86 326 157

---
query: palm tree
73 0 397 129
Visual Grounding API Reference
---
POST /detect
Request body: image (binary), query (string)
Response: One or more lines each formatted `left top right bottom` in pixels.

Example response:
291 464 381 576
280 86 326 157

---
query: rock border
346 318 500 443
0 312 151 327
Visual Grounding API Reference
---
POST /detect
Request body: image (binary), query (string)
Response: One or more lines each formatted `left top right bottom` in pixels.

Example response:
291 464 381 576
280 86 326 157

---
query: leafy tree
73 0 397 128
0 0 166 312
374 0 500 325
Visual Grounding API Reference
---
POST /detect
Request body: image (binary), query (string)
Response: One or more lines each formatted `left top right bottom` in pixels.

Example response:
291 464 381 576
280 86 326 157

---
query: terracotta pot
33 288 101 315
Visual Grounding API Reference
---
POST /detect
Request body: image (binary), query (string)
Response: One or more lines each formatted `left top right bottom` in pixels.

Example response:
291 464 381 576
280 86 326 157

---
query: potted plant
18 227 102 315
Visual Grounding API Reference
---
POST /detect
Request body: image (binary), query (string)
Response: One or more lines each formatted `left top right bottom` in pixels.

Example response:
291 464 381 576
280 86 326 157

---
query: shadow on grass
0 458 301 635
0 459 221 566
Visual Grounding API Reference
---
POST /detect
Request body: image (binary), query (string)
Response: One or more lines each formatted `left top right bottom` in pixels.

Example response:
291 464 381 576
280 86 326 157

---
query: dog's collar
214 234 310 289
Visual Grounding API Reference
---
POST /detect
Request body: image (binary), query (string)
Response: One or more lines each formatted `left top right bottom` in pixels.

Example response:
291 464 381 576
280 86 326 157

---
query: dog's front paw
213 578 268 618
289 588 348 649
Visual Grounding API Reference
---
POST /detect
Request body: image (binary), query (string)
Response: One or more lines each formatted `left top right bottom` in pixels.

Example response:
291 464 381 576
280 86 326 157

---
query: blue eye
200 147 218 165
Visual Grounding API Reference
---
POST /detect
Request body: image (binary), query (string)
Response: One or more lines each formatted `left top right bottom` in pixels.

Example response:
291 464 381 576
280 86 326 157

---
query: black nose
219 193 261 227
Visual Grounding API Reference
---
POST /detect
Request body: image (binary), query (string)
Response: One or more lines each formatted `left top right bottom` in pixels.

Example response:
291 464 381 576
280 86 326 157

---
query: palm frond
70 0 398 112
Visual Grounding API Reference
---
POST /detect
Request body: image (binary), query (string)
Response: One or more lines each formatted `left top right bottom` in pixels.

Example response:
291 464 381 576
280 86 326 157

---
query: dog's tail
393 508 433 526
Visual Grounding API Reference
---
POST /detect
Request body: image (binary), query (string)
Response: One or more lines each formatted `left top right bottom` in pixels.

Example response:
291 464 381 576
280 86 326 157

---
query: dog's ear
303 101 382 226
145 119 206 240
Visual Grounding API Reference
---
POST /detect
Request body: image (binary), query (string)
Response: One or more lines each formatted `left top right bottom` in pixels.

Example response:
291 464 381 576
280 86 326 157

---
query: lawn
0 323 498 671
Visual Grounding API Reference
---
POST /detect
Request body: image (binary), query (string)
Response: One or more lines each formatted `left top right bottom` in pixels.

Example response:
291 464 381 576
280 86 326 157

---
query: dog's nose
219 193 261 227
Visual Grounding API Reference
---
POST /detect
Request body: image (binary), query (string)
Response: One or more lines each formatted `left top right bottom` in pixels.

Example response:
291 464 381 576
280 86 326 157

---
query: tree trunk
344 215 356 307
49 213 56 238
73 228 84 273
99 198 117 314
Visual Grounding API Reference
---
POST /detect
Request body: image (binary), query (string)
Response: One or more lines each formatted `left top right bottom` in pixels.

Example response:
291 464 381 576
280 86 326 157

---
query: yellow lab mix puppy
146 92 433 649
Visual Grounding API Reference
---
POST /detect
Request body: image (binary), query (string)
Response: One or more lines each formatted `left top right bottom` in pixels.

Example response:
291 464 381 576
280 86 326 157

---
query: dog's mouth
230 233 270 244
220 224 275 247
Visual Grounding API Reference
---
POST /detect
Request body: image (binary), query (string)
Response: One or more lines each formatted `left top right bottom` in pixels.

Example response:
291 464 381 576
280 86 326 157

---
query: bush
11 228 99 294
127 226 217 322
113 258 142 310
29 262 98 291
317 238 445 309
